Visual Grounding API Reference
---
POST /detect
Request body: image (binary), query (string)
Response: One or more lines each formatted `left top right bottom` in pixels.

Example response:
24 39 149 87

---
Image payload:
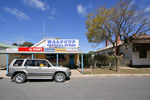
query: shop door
69 54 74 65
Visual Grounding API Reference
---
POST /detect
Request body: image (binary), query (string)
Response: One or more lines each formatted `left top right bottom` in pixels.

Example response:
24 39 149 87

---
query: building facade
95 35 150 66
31 39 81 67
0 39 84 73
0 43 18 68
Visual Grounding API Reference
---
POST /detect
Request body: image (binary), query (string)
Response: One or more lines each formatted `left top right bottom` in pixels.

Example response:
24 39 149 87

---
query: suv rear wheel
14 73 26 83
55 73 66 83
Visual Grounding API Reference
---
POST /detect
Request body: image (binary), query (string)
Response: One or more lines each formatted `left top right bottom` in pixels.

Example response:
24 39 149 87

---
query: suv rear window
13 60 24 66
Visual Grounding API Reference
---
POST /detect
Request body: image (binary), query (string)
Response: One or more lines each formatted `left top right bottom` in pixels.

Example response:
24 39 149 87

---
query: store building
0 38 84 74
0 43 18 68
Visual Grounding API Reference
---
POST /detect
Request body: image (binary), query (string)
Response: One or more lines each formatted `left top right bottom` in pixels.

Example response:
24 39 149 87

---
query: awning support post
81 53 83 74
6 54 9 74
32 54 34 59
56 54 58 66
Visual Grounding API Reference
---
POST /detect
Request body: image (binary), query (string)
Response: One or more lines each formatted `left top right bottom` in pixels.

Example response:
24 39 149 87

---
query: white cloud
2 40 12 44
48 8 56 20
12 36 26 44
3 7 29 21
77 4 92 17
48 16 54 20
50 8 56 15
77 4 87 17
17 40 26 44
22 0 49 11
145 5 150 12
2 36 25 44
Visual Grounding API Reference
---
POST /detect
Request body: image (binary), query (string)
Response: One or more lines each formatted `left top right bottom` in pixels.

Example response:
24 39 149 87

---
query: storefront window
46 54 66 62
21 54 32 59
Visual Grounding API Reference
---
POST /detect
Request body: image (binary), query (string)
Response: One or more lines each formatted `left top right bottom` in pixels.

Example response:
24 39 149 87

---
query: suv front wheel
55 73 66 83
14 73 26 83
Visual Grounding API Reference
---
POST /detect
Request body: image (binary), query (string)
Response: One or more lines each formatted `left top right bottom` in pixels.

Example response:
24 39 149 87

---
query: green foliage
108 56 116 66
88 51 94 55
94 54 124 67
12 43 17 46
85 0 150 72
85 0 150 47
81 52 94 67
94 54 109 67
20 41 34 47
12 41 34 47
83 54 93 67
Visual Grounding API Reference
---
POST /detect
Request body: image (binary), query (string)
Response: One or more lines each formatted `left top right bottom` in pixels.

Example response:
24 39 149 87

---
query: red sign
18 47 44 52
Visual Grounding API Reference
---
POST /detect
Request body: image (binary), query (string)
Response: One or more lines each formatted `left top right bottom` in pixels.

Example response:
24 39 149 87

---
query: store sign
46 39 79 48
18 47 44 52
66 48 78 52
6 48 18 52
44 48 55 52
55 48 66 52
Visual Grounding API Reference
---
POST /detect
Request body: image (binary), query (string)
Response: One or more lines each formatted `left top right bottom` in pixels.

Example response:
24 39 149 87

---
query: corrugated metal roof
32 39 45 47
95 42 123 53
0 43 18 48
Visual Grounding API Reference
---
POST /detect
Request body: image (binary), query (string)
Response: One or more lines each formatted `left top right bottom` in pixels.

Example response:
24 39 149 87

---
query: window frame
24 60 51 67
39 60 51 67
13 60 24 67
139 50 147 58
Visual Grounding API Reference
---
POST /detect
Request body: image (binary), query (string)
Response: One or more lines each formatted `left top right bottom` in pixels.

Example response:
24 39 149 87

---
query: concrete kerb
71 74 150 78
1 69 150 79
1 74 150 79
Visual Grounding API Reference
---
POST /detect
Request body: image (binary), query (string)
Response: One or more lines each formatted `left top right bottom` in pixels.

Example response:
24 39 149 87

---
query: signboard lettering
55 48 66 52
46 39 79 48
6 48 18 52
44 48 55 52
66 48 78 52
18 47 44 52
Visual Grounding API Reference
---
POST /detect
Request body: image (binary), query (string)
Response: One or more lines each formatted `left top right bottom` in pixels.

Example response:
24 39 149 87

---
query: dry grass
83 68 150 74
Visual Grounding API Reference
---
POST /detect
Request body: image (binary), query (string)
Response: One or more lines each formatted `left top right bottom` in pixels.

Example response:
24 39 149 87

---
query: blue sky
0 0 150 53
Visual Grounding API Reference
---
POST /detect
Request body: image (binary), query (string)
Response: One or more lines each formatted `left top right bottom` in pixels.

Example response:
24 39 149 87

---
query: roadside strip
71 74 150 78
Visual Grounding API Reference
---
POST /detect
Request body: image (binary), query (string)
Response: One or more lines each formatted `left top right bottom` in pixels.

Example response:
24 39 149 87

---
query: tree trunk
116 57 120 73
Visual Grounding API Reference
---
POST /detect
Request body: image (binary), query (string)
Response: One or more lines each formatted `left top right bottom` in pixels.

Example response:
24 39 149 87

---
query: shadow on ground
27 79 54 82
11 78 70 83
0 77 4 79
64 65 78 69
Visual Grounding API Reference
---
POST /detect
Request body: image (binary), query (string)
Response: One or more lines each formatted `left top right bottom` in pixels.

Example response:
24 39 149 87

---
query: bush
94 54 109 67
94 54 124 68
82 53 125 68
108 56 116 66
80 53 94 68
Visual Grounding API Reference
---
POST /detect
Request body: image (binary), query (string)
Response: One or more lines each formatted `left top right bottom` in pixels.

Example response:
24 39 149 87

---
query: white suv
6 59 71 83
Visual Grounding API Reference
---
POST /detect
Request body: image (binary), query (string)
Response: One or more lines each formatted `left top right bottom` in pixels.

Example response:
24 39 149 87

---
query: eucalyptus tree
85 0 150 72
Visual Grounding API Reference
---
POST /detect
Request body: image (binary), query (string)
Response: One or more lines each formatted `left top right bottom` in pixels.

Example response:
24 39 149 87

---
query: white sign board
66 48 78 52
6 48 18 52
46 39 79 48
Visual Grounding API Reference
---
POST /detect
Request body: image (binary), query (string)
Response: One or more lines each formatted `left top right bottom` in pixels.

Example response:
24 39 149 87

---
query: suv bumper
66 71 71 78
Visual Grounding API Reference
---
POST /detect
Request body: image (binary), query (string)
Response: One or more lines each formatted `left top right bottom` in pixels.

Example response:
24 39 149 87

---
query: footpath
1 70 150 79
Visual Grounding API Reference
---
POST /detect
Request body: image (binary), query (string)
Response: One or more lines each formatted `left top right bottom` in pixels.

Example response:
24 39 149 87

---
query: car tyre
14 73 26 83
55 73 66 83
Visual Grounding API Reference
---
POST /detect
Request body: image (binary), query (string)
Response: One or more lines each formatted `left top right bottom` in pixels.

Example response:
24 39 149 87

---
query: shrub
94 54 109 67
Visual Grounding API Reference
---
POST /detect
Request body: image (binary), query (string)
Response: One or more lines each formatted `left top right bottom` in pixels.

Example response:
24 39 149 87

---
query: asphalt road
0 77 150 100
